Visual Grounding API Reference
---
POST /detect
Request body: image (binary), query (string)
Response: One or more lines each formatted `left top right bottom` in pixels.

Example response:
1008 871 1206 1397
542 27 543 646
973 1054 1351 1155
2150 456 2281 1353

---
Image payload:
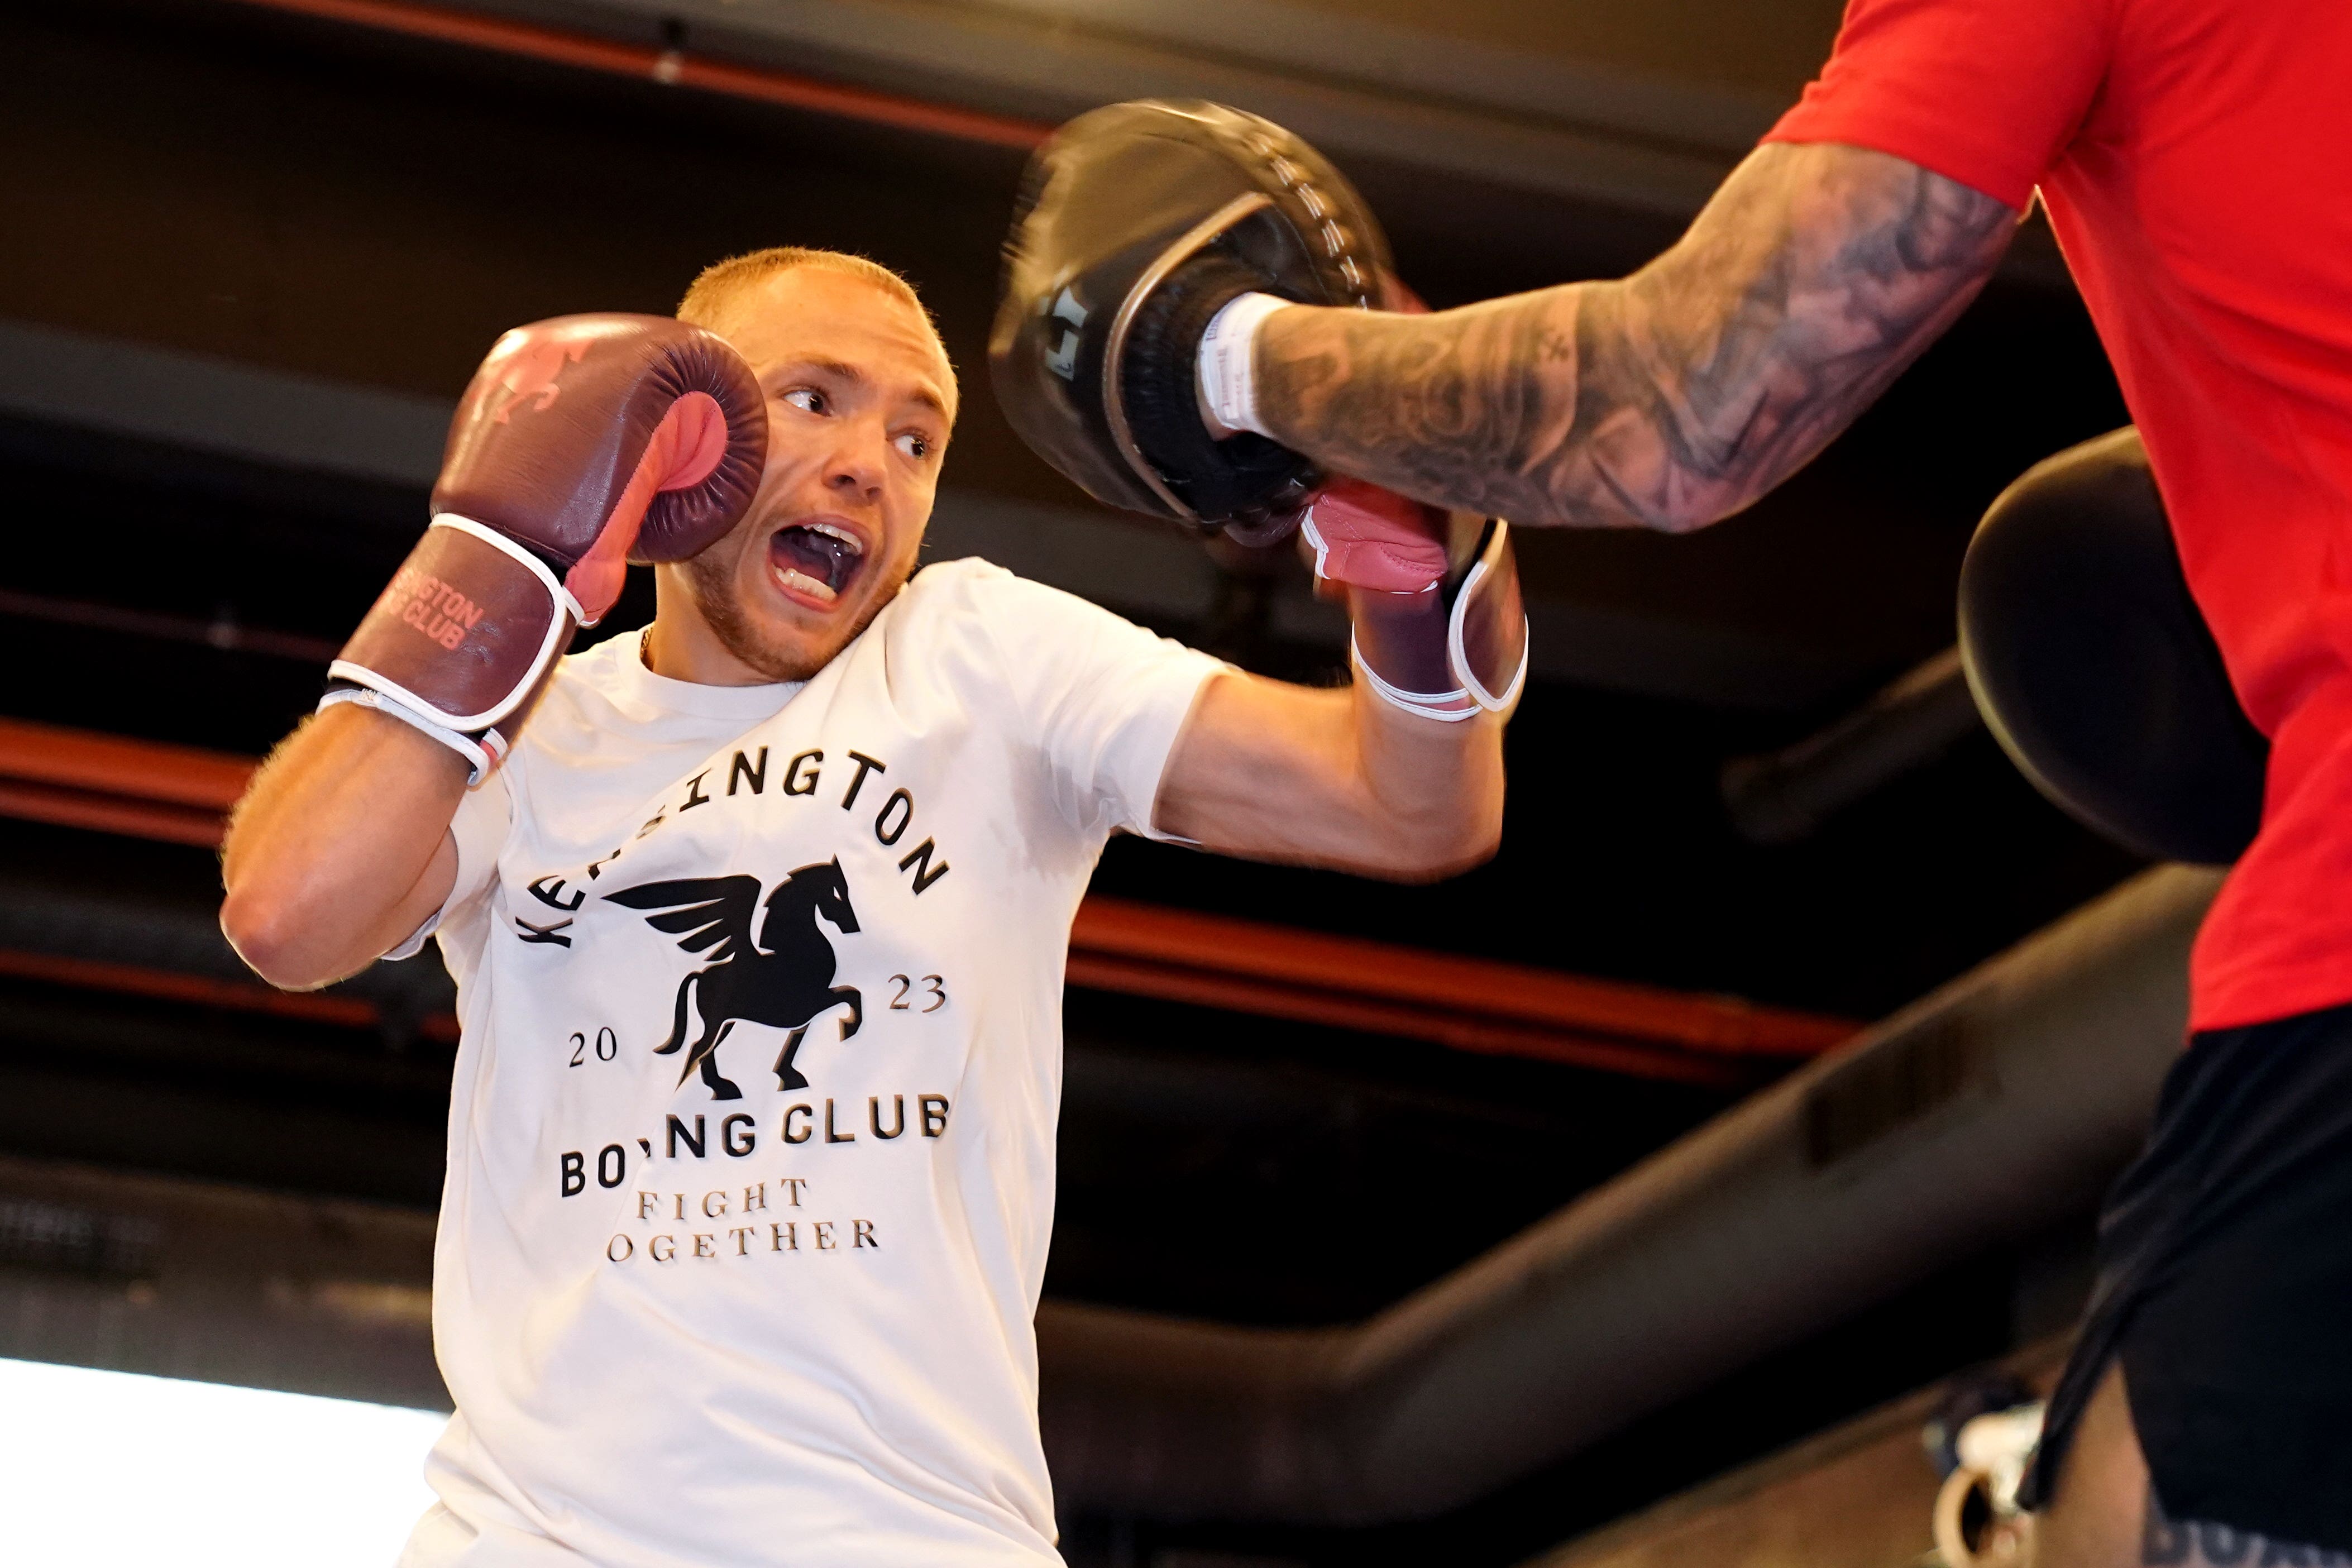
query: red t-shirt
1768 0 2352 1033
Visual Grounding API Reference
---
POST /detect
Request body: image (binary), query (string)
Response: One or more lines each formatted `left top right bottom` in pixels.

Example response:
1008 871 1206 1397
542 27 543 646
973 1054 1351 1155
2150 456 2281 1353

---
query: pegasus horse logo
605 860 864 1101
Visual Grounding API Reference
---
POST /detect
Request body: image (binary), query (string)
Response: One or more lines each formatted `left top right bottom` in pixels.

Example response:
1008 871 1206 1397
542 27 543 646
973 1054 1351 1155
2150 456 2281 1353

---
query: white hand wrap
1196 291 1294 440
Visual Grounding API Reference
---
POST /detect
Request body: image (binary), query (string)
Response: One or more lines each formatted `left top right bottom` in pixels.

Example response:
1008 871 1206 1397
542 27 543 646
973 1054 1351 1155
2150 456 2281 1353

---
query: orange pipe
0 717 1857 1077
1072 897 1849 1059
1064 948 1757 1088
0 718 254 847
0 717 252 812
219 0 1055 150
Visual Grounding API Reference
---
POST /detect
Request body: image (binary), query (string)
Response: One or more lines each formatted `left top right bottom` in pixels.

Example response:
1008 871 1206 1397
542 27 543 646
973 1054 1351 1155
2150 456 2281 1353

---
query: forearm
1253 284 1595 526
1344 684 1506 878
1156 674 1503 879
1251 142 2018 530
220 705 467 988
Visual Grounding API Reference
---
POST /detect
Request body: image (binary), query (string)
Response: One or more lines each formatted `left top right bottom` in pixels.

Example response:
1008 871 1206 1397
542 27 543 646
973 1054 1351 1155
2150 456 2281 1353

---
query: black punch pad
1957 427 2267 865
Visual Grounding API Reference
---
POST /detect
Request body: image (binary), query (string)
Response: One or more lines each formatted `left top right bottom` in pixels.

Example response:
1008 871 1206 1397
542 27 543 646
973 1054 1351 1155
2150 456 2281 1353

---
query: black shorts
2021 1001 2352 1544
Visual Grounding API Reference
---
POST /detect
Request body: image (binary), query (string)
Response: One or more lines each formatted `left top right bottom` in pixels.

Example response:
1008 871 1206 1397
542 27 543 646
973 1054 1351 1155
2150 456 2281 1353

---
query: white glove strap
318 685 505 786
1300 510 1335 581
1197 291 1294 440
1347 519 1530 724
1351 638 1481 723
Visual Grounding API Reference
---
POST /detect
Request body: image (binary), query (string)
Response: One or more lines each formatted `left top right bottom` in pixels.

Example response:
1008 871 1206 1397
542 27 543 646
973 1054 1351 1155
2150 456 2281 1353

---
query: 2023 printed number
888 974 946 1013
566 977 943 1069
560 982 936 1067
570 1027 619 1066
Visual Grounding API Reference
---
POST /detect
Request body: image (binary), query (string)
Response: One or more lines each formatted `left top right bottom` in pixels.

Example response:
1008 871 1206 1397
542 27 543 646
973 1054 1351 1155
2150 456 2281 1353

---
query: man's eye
895 433 931 460
782 388 827 414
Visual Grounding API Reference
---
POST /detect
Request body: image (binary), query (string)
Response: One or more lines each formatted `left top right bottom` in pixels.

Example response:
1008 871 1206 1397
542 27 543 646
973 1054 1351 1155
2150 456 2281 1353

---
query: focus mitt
1958 427 2265 864
989 99 1388 538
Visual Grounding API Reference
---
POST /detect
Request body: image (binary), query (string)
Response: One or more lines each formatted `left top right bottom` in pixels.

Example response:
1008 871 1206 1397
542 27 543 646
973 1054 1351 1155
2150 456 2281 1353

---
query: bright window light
0 1356 443 1566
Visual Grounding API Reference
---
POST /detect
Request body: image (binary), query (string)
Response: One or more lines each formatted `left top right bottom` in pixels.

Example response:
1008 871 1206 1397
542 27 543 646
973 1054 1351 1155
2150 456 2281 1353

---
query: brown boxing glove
1297 479 1528 721
326 315 766 778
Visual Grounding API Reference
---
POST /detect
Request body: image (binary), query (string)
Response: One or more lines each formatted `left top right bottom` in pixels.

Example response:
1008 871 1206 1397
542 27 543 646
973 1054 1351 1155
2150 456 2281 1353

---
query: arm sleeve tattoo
1253 142 2020 532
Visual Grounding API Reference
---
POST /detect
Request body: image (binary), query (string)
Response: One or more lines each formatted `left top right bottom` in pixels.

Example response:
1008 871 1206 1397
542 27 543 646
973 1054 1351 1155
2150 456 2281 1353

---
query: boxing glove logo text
375 565 484 652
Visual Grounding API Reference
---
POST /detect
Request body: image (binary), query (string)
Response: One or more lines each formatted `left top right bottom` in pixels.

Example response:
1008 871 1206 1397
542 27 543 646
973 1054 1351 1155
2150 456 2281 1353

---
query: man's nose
823 422 887 501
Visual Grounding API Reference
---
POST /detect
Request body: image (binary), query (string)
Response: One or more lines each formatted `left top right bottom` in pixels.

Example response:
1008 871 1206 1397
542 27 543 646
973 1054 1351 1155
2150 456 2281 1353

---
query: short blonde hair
677 245 950 420
678 247 955 417
678 246 921 323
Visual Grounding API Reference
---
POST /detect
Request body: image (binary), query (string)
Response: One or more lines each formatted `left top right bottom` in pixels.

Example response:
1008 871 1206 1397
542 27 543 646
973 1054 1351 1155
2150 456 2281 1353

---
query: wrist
318 683 507 785
329 513 577 775
1346 519 1529 723
1196 291 1296 441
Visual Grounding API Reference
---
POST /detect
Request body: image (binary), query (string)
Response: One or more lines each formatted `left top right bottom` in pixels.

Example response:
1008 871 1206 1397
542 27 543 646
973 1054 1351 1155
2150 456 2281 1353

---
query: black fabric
2022 1002 2352 1544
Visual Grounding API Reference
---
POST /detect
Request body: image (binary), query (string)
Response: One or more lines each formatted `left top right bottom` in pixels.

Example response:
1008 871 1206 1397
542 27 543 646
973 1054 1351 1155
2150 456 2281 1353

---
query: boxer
219 247 1512 1566
992 1 2352 1554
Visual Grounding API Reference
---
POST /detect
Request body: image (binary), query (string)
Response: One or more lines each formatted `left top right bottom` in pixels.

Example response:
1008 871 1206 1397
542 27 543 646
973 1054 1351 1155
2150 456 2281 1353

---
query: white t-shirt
396 559 1222 1568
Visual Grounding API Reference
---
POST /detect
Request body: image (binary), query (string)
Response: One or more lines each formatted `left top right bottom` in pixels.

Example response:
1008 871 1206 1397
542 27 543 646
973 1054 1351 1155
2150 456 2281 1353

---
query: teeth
780 568 838 604
804 522 865 557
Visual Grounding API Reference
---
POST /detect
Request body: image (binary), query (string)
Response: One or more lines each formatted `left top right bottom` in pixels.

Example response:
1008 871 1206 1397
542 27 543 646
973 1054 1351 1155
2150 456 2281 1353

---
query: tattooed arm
1247 142 2019 532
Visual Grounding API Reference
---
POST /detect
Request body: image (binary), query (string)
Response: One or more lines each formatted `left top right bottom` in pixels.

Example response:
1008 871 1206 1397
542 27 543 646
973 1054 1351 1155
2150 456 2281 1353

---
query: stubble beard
681 549 912 683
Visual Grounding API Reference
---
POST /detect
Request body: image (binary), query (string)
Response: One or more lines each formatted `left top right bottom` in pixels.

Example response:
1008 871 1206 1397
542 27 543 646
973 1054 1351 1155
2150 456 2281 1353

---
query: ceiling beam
214 0 1748 216
221 0 1054 150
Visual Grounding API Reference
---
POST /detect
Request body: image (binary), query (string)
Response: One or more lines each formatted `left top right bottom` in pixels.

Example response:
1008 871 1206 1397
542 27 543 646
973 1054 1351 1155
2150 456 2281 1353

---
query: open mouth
768 520 867 608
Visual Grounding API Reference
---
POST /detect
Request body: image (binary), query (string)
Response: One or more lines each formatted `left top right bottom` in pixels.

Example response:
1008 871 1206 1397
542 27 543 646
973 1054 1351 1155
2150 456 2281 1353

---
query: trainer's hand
990 99 1389 536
